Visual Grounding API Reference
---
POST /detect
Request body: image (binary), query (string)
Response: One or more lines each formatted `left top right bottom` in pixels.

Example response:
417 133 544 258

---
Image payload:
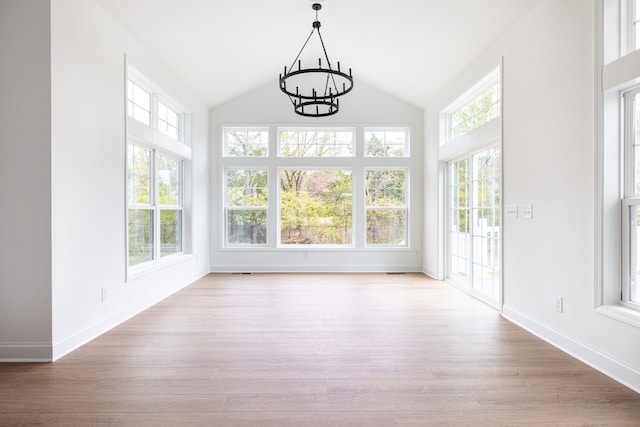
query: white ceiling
95 0 540 109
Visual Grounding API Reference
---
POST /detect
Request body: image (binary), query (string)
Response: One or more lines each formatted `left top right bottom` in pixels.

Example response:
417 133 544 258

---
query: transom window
364 128 409 157
127 75 185 144
158 101 180 140
279 128 354 157
626 0 640 53
223 128 269 157
127 80 151 126
443 68 501 143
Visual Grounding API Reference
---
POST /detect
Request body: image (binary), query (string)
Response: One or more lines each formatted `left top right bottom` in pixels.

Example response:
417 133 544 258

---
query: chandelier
279 3 353 117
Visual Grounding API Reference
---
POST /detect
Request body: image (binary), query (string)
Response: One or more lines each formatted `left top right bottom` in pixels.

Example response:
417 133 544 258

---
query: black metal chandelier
279 3 353 117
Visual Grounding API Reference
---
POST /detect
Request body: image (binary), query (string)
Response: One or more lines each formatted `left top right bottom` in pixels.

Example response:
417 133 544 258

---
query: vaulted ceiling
95 0 540 109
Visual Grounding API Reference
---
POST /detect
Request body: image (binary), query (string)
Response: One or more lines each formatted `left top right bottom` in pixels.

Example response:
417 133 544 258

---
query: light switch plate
506 204 518 218
522 204 533 219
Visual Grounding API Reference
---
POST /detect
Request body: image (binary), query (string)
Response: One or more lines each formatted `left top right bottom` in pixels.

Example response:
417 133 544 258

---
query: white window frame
364 168 409 247
127 78 152 126
127 140 185 267
622 0 639 54
441 67 501 146
223 127 269 157
125 66 192 280
364 127 410 157
622 198 640 307
277 167 354 248
596 0 640 324
127 69 187 146
277 127 355 157
219 125 412 251
224 167 269 247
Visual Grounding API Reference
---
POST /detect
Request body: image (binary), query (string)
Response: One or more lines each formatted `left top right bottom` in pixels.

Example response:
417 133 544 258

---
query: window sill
220 246 413 252
126 253 193 282
595 304 640 328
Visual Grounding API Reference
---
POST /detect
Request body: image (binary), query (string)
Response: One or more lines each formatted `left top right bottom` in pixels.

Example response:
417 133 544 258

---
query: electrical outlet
554 295 563 313
101 287 109 303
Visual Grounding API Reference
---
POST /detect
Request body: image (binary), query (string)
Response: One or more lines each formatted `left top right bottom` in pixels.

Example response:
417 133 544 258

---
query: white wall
0 0 53 361
426 0 640 391
209 81 424 272
46 0 210 360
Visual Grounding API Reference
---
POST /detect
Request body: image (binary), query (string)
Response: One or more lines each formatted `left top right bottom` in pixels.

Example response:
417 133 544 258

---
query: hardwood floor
1 273 639 426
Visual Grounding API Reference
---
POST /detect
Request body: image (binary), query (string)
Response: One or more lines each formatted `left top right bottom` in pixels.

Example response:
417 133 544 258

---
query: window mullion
153 150 160 261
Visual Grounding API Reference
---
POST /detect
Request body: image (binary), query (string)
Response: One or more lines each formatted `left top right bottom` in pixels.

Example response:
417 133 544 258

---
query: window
225 168 268 245
280 169 353 245
624 0 640 53
158 101 180 140
365 128 409 157
594 0 640 325
622 86 640 307
219 126 411 250
127 145 184 265
127 74 185 144
598 0 640 320
127 144 153 265
279 129 354 157
125 67 190 274
127 80 151 126
223 128 268 157
158 154 183 256
442 68 501 144
365 169 408 246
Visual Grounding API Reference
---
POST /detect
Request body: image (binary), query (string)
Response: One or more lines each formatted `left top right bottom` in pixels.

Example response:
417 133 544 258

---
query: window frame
224 167 269 247
364 168 409 247
127 141 185 267
277 167 354 247
218 125 413 251
596 0 640 323
621 197 640 307
364 127 410 157
277 127 355 158
127 70 186 146
441 69 501 145
222 127 269 157
125 66 192 279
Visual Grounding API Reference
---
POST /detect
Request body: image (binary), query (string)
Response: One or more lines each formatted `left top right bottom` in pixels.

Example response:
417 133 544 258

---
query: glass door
448 146 501 305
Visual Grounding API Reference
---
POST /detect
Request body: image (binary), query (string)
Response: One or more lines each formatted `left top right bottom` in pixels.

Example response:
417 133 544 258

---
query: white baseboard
503 305 640 393
51 270 209 361
422 267 440 280
209 266 423 273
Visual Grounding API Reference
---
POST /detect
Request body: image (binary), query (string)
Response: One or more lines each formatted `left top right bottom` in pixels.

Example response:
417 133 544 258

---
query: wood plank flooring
1 273 639 426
